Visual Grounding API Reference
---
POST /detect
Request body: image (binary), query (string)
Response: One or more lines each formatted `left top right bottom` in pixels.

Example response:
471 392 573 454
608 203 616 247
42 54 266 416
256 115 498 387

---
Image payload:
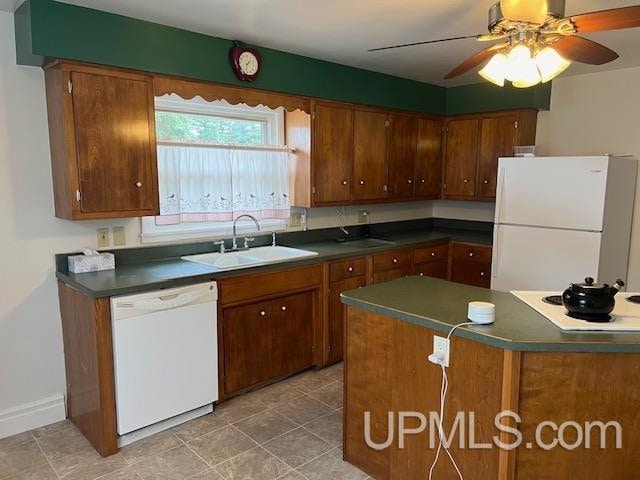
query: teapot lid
569 277 611 295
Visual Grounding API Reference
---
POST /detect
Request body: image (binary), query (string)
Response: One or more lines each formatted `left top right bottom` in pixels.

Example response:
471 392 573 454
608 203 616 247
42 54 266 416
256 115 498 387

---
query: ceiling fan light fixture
479 53 508 86
535 46 571 82
504 44 533 82
499 0 548 25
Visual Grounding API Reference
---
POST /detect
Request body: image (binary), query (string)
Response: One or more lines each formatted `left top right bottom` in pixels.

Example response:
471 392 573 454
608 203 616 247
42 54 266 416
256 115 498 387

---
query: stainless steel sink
337 238 397 248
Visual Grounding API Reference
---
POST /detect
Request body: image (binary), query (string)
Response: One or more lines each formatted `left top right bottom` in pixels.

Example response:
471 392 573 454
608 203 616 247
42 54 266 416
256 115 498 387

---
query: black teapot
562 277 625 322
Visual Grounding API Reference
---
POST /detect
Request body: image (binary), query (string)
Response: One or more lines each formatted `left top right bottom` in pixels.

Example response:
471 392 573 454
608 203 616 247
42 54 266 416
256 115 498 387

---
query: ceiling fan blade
553 36 619 65
444 44 505 79
570 6 640 33
368 34 481 52
500 0 548 24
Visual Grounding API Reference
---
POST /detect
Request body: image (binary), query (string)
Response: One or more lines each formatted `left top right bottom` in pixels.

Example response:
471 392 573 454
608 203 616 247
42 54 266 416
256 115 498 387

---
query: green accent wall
14 0 551 115
446 81 552 115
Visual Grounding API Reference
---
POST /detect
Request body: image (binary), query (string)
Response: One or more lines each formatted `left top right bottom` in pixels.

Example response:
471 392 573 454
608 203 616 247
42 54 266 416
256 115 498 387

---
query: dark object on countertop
562 277 625 322
542 295 563 306
627 295 640 305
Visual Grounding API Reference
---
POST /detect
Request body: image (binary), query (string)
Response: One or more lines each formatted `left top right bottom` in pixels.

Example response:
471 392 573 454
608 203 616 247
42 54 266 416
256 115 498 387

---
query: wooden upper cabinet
352 110 388 201
312 103 354 204
414 118 443 198
477 114 517 198
44 62 159 220
387 114 419 199
444 118 479 198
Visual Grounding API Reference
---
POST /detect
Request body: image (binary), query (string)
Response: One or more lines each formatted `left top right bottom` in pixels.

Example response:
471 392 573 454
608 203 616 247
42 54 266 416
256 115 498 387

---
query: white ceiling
0 0 21 11
36 1 640 85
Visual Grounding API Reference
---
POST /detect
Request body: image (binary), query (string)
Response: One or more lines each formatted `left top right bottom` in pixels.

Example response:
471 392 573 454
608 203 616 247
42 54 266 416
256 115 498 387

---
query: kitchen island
340 277 640 480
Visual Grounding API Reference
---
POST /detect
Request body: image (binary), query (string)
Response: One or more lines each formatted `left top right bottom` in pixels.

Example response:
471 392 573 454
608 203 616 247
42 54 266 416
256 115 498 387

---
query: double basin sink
181 238 396 272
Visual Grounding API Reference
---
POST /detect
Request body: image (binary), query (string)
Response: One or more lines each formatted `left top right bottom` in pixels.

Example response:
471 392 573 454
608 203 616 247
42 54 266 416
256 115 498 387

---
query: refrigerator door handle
492 226 501 279
495 167 506 223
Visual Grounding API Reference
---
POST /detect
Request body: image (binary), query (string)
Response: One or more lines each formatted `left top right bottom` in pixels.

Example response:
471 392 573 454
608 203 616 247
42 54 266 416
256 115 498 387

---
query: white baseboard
0 394 66 439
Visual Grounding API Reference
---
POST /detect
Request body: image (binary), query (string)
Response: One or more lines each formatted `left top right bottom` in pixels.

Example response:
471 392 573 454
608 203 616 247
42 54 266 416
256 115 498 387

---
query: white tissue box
68 252 115 273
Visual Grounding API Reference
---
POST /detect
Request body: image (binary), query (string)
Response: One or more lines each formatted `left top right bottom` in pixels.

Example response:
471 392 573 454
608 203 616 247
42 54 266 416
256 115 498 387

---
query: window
141 96 290 244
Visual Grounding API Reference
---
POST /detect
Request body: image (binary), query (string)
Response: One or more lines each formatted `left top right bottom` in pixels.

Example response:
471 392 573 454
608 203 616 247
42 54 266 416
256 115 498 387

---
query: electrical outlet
289 212 302 227
112 226 126 246
96 228 109 248
433 335 451 367
358 210 370 223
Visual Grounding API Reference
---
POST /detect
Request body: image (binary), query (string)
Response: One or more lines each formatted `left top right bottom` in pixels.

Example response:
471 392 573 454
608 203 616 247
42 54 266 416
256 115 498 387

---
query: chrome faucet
232 214 261 250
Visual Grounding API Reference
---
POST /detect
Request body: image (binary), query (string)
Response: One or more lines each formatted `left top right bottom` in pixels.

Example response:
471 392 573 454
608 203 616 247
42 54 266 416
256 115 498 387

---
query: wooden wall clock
229 42 262 82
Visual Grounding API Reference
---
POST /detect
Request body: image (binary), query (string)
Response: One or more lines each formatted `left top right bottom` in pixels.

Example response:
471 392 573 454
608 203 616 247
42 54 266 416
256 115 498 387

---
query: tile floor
0 362 371 480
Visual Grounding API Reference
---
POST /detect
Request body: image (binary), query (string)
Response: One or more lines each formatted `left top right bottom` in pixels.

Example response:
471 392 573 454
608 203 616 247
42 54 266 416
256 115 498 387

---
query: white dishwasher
111 281 218 443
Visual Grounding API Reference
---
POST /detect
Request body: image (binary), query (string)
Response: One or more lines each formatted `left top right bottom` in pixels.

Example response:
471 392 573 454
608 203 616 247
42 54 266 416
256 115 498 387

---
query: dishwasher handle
116 290 204 312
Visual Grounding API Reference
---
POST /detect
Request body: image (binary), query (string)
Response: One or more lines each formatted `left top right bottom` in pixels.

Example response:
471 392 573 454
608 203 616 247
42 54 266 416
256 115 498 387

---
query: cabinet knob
483 179 489 184
421 179 426 184
480 272 486 277
281 305 287 311
341 180 348 185
407 179 413 184
469 252 474 257
260 310 266 316
419 273 424 277
431 252 436 257
393 258 398 264
463 179 469 184
135 181 143 188
359 180 365 185
348 266 354 272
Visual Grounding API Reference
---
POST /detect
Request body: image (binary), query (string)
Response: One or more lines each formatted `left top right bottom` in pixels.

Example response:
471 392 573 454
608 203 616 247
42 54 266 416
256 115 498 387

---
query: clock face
238 51 259 76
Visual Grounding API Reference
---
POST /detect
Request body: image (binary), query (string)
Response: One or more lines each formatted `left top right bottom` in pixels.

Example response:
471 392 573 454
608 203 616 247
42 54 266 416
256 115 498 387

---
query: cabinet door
270 292 314 379
223 301 274 393
415 260 448 280
71 71 157 213
223 292 314 393
388 115 418 198
414 118 443 198
477 115 517 198
313 104 353 203
443 118 479 197
353 110 388 200
450 260 491 288
329 276 365 364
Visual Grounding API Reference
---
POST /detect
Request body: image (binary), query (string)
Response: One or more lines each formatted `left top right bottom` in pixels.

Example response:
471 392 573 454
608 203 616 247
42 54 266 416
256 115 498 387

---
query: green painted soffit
446 81 552 115
14 0 550 116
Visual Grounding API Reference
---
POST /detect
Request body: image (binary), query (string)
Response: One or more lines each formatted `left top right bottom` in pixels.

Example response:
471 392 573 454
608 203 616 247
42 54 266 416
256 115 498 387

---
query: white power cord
428 322 473 480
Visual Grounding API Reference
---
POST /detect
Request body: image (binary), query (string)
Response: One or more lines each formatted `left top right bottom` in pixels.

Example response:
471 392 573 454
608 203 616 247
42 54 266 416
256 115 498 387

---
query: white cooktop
512 291 640 331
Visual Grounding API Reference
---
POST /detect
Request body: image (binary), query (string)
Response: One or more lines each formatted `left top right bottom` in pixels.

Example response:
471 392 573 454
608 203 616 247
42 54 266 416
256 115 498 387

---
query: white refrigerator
491 156 637 292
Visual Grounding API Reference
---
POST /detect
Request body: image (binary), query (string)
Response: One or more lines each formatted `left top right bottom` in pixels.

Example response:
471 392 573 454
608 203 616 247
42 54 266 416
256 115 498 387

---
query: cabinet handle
341 180 348 185
135 181 143 188
480 272 486 277
463 179 469 184
348 266 354 272
260 310 266 316
483 179 489 184
419 273 424 277
407 179 413 184
281 306 287 311
359 180 365 185
421 179 426 183
469 252 474 257
393 258 398 264
431 252 436 257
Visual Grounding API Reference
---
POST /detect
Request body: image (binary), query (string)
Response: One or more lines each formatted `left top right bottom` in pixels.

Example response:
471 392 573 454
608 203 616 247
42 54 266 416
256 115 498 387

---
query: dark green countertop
56 227 492 298
340 276 640 353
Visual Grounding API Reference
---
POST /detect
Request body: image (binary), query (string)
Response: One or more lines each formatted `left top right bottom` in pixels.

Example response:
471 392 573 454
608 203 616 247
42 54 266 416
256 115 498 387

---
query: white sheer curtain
156 145 290 225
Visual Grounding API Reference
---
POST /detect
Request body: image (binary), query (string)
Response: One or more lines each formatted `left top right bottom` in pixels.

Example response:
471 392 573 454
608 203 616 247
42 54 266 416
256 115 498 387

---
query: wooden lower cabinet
414 259 448 279
223 291 314 393
449 242 493 288
328 276 366 364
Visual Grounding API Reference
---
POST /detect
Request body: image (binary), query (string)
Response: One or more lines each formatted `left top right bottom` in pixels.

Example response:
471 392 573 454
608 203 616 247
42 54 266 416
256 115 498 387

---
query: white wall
536 66 640 289
431 200 495 223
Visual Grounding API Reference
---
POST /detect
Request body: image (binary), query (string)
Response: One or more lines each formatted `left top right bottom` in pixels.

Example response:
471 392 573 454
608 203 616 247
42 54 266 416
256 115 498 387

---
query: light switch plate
433 335 450 368
358 210 370 224
97 228 109 248
289 212 302 227
112 226 126 246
